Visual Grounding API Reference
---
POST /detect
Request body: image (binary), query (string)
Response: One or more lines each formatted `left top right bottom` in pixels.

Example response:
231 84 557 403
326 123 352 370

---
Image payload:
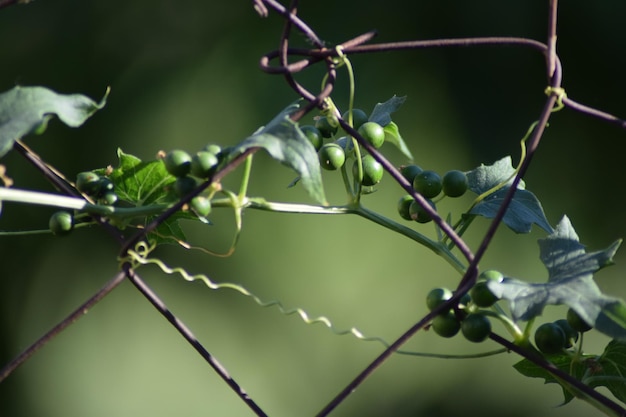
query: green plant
2 2 626 417
48 211 73 236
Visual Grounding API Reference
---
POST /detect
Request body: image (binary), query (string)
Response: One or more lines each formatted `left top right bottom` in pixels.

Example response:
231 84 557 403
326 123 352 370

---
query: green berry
342 108 368 129
534 322 566 354
318 143 345 170
97 177 115 196
413 170 442 198
353 155 383 186
203 144 222 155
98 191 118 206
442 170 469 198
479 269 504 282
190 151 219 178
164 150 192 178
426 287 453 311
76 171 101 196
409 198 436 223
357 121 385 149
49 211 74 236
400 164 423 184
431 312 461 338
461 314 492 343
173 176 197 197
470 281 499 308
315 116 338 138
300 125 324 151
397 195 414 221
190 196 212 217
554 319 579 348
566 308 592 333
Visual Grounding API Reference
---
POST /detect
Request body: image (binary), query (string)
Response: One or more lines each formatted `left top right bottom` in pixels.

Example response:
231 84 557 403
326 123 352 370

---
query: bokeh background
1 1 626 416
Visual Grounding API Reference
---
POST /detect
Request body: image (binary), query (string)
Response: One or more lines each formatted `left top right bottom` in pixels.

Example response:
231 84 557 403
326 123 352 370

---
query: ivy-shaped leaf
466 156 553 234
513 340 626 406
107 148 176 207
368 96 413 161
0 85 108 158
589 340 626 404
513 352 594 405
103 149 196 244
228 101 327 204
487 216 626 340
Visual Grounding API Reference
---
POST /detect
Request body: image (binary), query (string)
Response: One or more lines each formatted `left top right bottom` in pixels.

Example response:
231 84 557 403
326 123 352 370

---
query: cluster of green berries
50 171 121 236
302 109 385 187
426 270 502 343
534 308 592 355
162 144 223 218
397 165 469 223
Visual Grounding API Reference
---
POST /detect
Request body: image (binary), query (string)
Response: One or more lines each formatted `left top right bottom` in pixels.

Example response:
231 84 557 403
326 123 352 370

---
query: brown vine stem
0 270 127 382
123 265 269 417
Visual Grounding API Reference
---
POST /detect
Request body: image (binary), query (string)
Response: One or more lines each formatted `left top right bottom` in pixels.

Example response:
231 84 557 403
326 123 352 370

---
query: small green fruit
426 287 453 311
164 150 192 178
400 164 423 184
461 314 492 343
190 151 219 178
566 308 592 333
397 195 414 221
190 196 212 217
342 108 368 129
353 155 383 186
409 199 436 223
357 122 385 149
315 116 338 138
76 172 101 196
49 211 74 236
173 176 197 197
300 125 324 151
470 281 499 308
431 312 461 338
413 170 442 198
318 143 346 170
442 170 469 198
535 322 566 354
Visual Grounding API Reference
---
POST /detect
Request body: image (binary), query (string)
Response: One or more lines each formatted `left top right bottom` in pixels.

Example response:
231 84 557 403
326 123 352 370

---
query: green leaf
590 340 626 404
513 340 626 407
466 156 553 234
229 101 327 204
107 148 176 207
104 149 199 245
0 85 108 158
487 216 626 340
368 95 406 127
513 352 593 404
383 121 414 161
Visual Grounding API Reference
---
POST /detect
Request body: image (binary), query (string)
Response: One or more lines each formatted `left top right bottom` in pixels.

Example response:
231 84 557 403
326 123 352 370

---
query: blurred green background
1 1 626 416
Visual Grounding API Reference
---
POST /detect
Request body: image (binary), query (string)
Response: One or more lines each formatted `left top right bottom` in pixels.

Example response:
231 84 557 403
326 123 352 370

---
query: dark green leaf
229 101 327 204
368 95 406 127
467 156 553 234
514 353 593 404
591 340 626 404
108 148 177 206
0 85 108 158
487 216 626 339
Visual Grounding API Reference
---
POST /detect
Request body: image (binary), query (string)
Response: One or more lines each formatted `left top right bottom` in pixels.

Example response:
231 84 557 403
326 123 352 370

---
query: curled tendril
545 86 567 112
122 248 506 359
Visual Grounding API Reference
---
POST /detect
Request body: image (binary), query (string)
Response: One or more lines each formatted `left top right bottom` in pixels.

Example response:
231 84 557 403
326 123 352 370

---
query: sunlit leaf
0 85 108 158
228 101 327 204
488 216 626 340
467 156 553 234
